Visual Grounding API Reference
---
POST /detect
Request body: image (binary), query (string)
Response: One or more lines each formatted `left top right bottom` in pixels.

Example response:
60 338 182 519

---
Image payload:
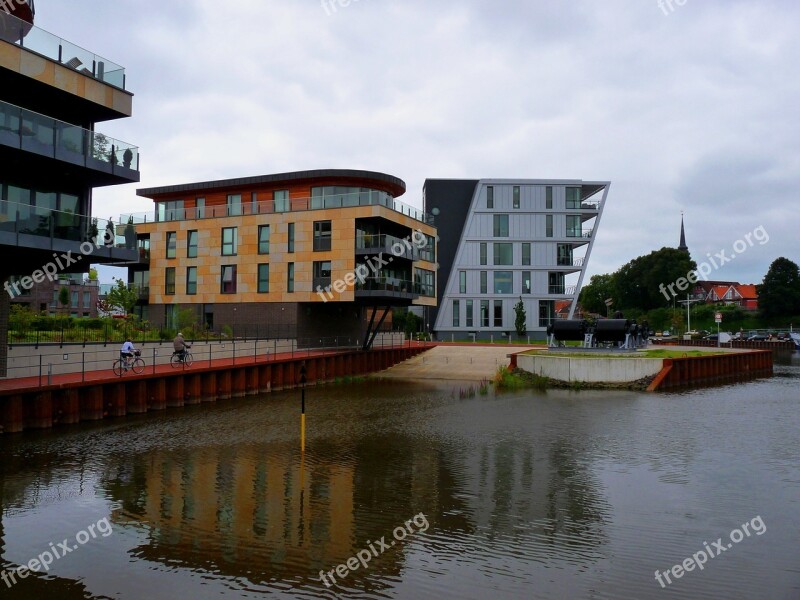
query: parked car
747 334 769 341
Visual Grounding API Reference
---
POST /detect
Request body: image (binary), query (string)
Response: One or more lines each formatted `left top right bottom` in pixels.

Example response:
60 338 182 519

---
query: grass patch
494 366 548 391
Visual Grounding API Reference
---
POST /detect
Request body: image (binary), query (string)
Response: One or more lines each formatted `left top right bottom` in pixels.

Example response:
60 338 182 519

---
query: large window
465 299 474 327
165 267 175 295
287 262 295 293
486 186 494 209
314 220 332 251
415 269 435 297
494 300 503 327
166 232 176 258
452 300 460 327
493 243 513 265
222 227 238 255
459 271 467 294
221 265 237 294
549 272 565 294
313 260 332 289
539 300 554 327
546 186 553 209
566 187 581 209
419 234 436 262
522 242 531 266
513 186 520 209
479 242 487 266
258 264 270 293
493 214 509 237
82 292 91 307
288 223 295 253
274 190 289 213
546 214 554 238
557 244 573 266
186 266 197 295
311 186 393 209
157 200 183 221
480 271 487 294
480 300 490 327
494 271 513 294
187 230 198 258
258 225 270 254
566 215 582 237
195 197 205 218
522 271 531 294
226 194 242 216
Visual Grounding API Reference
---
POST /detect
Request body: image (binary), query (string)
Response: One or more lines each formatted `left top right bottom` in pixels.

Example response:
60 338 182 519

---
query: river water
1 355 799 599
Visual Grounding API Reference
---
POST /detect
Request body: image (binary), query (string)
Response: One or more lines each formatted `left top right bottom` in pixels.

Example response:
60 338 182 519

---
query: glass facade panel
493 243 513 265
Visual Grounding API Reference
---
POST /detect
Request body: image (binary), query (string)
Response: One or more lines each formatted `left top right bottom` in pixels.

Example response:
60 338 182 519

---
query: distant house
692 280 758 311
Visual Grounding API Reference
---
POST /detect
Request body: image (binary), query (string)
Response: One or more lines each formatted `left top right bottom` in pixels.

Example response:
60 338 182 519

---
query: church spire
678 212 688 252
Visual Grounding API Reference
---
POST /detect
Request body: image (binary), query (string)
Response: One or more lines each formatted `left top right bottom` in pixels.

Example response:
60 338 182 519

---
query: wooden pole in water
299 362 307 453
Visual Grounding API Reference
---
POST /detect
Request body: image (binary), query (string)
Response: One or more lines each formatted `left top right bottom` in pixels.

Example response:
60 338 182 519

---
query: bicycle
171 350 193 368
113 351 145 376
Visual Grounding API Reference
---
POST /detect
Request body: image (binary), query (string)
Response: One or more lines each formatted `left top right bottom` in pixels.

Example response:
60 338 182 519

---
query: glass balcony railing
356 233 416 259
122 193 432 225
0 199 137 248
355 277 418 296
0 98 139 174
0 10 126 89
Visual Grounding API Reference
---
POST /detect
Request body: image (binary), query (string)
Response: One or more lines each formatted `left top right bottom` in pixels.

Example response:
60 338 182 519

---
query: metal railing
356 233 416 259
0 10 126 89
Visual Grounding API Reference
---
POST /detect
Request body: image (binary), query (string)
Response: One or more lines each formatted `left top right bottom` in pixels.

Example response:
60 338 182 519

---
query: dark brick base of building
0 274 9 377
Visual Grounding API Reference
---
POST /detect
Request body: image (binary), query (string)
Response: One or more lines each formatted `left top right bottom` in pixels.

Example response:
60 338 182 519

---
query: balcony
548 285 577 295
356 233 416 260
557 256 585 267
355 277 418 301
123 192 432 226
0 99 139 181
0 10 126 89
566 228 593 239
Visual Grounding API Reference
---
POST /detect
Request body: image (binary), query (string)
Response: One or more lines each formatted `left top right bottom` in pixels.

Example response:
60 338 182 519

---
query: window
480 300 490 327
414 269 435 297
82 292 91 307
494 271 513 294
195 197 205 218
166 231 176 258
479 242 487 265
157 200 184 222
287 262 295 292
258 225 270 254
288 222 295 253
313 220 332 251
546 214 554 238
522 243 531 266
258 264 270 293
539 300 554 327
549 272 565 294
480 271 487 294
493 214 509 237
466 300 474 327
493 243 513 265
187 230 198 258
546 186 553 209
566 187 581 209
487 186 494 209
513 186 520 209
71 291 78 307
566 215 582 237
522 271 531 294
459 271 467 294
251 192 258 214
452 300 460 327
419 234 436 262
222 227 238 255
165 267 176 295
186 266 197 295
557 244 573 266
494 300 503 327
313 260 332 289
274 190 289 213
226 194 242 216
221 265 237 294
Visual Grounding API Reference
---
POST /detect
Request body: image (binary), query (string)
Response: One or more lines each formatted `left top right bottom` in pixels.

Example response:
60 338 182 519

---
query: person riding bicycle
120 338 137 370
173 332 191 362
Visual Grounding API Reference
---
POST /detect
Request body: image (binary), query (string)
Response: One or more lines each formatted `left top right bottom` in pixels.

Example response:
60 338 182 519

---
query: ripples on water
0 359 799 599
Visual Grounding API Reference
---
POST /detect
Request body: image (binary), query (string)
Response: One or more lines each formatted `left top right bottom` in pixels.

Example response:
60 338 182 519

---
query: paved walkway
378 344 536 381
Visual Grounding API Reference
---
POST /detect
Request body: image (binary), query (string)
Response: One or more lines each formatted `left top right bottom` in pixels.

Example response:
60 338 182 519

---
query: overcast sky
38 0 798 285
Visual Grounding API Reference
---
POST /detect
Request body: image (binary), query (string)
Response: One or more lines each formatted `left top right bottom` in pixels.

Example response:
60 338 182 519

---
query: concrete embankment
378 344 536 381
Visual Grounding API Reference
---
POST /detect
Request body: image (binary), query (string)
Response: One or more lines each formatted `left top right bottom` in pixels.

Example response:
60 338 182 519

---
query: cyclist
173 332 191 363
120 338 137 370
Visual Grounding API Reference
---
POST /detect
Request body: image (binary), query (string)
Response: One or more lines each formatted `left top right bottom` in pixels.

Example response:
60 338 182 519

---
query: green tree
106 278 139 316
404 312 420 340
514 297 526 336
579 273 616 315
58 286 70 314
176 307 198 335
615 247 697 311
758 257 800 320
88 267 98 281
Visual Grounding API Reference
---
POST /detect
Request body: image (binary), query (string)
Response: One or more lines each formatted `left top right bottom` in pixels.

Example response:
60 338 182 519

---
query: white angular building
424 179 610 341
